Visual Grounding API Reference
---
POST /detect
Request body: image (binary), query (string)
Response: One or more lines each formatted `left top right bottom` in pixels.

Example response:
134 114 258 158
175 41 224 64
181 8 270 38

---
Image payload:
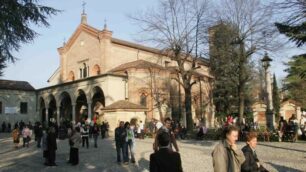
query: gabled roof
0 79 35 91
57 23 209 67
58 24 100 52
109 60 166 73
102 100 147 111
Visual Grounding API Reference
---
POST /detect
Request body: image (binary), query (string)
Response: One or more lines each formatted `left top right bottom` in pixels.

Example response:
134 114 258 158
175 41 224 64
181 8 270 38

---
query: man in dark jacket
241 132 268 172
36 124 43 148
47 125 57 166
115 121 127 164
150 131 183 172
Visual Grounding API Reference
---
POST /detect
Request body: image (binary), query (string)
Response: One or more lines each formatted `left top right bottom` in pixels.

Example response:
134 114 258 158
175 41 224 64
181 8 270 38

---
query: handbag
69 139 74 146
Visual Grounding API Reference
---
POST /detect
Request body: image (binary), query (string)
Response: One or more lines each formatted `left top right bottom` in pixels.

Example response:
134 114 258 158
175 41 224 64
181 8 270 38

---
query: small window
0 101 2 114
20 102 28 114
140 93 147 107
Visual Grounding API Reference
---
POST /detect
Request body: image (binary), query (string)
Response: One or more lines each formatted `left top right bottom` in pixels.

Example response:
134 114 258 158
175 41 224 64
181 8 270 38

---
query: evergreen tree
0 0 59 75
284 54 306 108
272 74 280 119
275 0 306 79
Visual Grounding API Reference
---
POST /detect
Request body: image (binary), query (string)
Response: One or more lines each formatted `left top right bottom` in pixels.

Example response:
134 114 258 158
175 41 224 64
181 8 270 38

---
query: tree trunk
184 87 193 132
238 84 245 125
157 102 164 122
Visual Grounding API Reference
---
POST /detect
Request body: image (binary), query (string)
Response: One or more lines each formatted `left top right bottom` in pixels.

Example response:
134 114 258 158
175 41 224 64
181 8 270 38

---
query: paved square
0 133 305 172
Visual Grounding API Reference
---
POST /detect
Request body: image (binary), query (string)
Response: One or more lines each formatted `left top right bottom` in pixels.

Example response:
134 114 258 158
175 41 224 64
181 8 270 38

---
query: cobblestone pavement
0 133 305 172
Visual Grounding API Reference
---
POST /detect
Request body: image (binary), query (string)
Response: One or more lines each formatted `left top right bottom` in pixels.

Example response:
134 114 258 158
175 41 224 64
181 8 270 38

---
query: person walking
47 126 57 166
212 125 245 172
92 123 100 148
22 125 31 147
153 117 179 153
150 132 183 172
70 127 82 166
241 132 269 172
115 121 128 164
12 126 20 148
81 124 89 148
125 122 136 164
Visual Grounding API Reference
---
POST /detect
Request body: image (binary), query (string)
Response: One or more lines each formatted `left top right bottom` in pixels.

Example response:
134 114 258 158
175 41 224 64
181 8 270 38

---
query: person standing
12 126 20 148
92 124 100 148
22 125 31 147
150 132 183 172
278 117 287 142
153 117 179 153
81 124 89 148
47 126 57 166
125 122 136 164
115 121 127 164
241 132 269 172
42 128 49 165
139 121 144 139
70 127 82 166
36 124 43 148
212 125 245 172
101 122 106 139
2 121 6 132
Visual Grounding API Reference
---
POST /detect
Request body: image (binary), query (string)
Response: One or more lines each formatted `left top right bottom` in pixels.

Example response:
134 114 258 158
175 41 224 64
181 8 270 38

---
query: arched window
140 93 147 107
67 71 75 81
79 63 89 79
83 63 87 78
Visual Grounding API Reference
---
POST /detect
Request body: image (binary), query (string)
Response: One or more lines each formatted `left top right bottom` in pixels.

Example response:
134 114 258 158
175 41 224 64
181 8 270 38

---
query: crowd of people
2 114 303 171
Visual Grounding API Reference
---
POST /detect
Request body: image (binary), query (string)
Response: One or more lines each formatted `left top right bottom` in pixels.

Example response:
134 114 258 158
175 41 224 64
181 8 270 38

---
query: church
0 12 214 132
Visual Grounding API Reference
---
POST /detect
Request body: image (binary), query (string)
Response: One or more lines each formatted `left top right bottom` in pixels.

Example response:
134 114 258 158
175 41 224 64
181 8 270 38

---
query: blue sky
2 0 305 88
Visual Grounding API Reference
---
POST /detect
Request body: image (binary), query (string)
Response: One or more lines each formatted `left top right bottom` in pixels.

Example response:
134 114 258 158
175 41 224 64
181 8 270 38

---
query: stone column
72 103 76 123
57 107 60 126
88 102 92 122
266 67 275 128
45 107 49 126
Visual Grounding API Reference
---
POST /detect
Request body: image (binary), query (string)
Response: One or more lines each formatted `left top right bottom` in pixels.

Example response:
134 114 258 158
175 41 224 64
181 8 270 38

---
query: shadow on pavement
258 143 306 153
0 135 143 172
179 139 215 147
266 162 302 172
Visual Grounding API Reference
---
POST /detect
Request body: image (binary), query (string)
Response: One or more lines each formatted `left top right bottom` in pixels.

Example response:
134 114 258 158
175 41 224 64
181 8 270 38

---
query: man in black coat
36 124 43 148
150 132 183 172
241 132 268 172
47 126 57 166
115 121 127 164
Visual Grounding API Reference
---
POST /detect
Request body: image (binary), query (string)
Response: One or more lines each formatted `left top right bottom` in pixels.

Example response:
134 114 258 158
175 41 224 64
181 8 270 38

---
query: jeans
70 148 79 165
93 135 98 147
127 139 135 162
116 142 128 163
36 137 42 148
82 137 89 148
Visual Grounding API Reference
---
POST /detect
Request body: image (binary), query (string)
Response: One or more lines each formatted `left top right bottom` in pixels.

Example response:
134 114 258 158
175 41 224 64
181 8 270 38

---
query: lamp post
261 52 274 130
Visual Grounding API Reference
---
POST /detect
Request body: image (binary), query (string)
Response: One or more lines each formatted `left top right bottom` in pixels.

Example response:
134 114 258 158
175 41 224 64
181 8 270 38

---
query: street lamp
261 52 274 130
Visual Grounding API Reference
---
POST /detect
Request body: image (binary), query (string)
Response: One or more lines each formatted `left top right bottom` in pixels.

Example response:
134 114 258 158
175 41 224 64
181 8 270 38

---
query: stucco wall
0 90 38 124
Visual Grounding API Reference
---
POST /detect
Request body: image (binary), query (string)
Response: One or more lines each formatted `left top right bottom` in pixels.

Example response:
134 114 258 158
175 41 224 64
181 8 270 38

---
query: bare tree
147 66 170 122
215 0 280 125
130 0 211 131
